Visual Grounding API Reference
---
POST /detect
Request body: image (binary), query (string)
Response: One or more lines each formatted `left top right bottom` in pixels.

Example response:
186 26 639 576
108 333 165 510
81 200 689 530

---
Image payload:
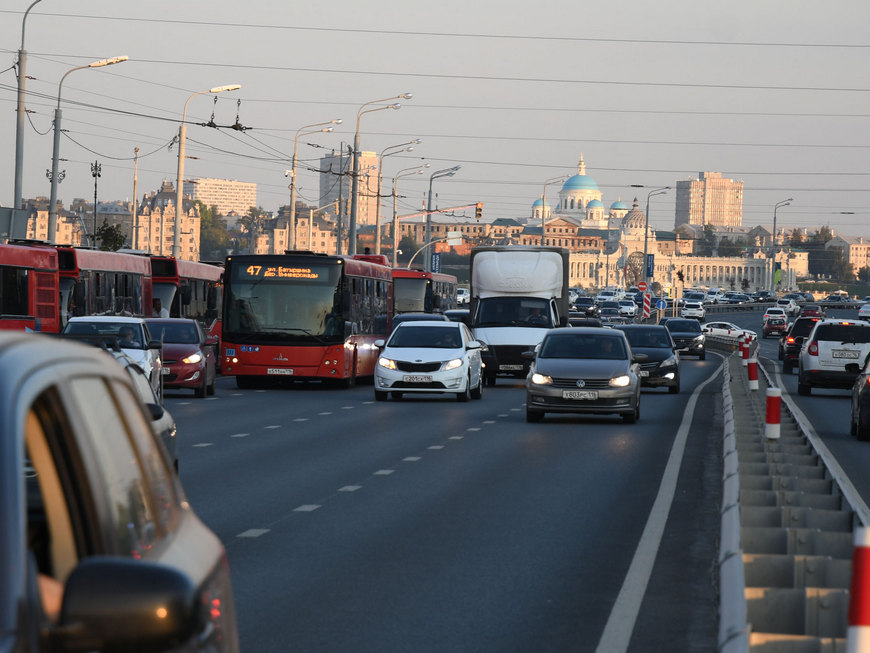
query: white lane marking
193 443 213 448
510 408 521 412
293 418 309 422
595 362 722 653
230 433 250 438
339 485 362 492
467 427 481 432
449 436 464 440
232 393 243 396
206 397 218 401
256 390 267 393
319 412 333 416
498 414 509 417
264 425 281 429
374 469 394 475
403 457 422 462
362 401 374 405
177 401 191 406
428 445 444 450
294 505 321 512
238 528 270 538
341 406 354 410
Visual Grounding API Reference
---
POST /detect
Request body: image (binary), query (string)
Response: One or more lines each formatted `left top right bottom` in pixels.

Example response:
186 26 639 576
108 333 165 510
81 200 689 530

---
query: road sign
431 253 441 273
645 254 655 279
656 299 668 310
643 293 651 319
637 281 648 292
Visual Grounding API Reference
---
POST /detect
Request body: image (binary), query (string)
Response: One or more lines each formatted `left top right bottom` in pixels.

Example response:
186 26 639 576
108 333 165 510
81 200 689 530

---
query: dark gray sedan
525 328 643 423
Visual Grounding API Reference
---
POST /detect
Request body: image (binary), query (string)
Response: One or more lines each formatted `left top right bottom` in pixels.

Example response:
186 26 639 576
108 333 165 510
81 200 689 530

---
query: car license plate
267 368 294 375
639 371 649 377
499 364 523 371
161 368 170 375
562 390 598 400
833 350 860 359
403 375 432 383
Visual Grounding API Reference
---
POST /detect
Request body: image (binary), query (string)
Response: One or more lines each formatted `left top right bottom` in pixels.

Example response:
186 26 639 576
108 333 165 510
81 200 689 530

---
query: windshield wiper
261 327 328 344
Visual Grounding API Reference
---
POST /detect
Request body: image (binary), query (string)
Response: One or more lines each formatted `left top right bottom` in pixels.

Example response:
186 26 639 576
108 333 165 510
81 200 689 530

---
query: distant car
146 318 218 398
374 320 484 401
525 327 643 423
456 288 470 305
573 296 600 317
776 298 800 317
444 308 472 328
824 294 850 303
704 321 757 340
798 319 870 395
754 291 777 303
779 317 822 373
62 316 163 400
859 304 870 322
618 299 638 318
663 318 706 360
568 316 604 328
678 291 706 308
763 307 787 323
615 324 680 393
680 301 706 321
705 289 726 304
0 332 239 650
599 308 626 325
799 304 826 318
726 293 752 304
762 317 788 338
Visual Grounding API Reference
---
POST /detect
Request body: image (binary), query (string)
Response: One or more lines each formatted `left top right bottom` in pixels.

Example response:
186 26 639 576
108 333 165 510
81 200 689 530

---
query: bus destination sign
243 265 320 280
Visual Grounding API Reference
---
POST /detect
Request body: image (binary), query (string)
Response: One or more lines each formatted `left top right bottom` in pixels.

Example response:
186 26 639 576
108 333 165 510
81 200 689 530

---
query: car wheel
194 373 207 398
797 377 811 396
374 390 388 402
391 391 403 400
485 373 497 387
699 351 706 361
858 406 870 442
622 409 638 424
207 369 216 396
850 404 857 436
526 407 544 422
456 377 471 402
470 374 483 400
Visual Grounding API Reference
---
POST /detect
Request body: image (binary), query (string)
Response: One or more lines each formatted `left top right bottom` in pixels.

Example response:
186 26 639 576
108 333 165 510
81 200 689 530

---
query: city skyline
1 1 867 236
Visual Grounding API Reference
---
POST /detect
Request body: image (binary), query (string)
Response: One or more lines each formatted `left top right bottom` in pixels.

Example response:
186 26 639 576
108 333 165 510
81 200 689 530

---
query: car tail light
786 337 795 344
808 341 819 356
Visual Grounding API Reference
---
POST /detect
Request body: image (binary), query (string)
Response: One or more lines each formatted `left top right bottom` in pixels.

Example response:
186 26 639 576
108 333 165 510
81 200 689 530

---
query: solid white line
595 361 723 653
230 433 250 438
192 443 213 448
374 469 394 475
403 457 422 462
338 485 362 492
237 528 270 538
293 505 321 512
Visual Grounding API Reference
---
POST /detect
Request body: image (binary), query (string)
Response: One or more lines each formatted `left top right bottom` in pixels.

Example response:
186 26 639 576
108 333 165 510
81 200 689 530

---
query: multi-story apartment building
675 171 743 228
826 235 870 274
319 150 379 227
183 177 257 217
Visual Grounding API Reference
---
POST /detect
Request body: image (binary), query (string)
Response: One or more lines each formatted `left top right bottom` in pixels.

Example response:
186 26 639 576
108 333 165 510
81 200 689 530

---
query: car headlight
661 356 678 367
530 373 552 385
182 352 203 364
610 375 631 387
378 357 397 370
441 358 463 371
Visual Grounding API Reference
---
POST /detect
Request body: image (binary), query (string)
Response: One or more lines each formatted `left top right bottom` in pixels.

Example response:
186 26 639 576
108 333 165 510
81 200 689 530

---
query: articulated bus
149 255 223 325
392 268 458 315
221 252 393 388
0 243 60 332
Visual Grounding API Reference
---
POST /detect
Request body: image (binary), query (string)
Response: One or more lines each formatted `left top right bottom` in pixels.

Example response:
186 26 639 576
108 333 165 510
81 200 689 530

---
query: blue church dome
610 200 628 210
586 199 604 208
532 198 550 208
562 174 599 191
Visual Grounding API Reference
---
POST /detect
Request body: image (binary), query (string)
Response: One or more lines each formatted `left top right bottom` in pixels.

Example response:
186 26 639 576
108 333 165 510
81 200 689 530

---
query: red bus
0 243 60 332
57 247 153 328
221 252 393 388
149 255 223 326
392 268 458 315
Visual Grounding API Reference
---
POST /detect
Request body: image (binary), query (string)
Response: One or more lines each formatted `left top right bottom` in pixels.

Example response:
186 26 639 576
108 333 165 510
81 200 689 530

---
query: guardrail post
747 357 759 391
848 527 870 652
765 387 781 440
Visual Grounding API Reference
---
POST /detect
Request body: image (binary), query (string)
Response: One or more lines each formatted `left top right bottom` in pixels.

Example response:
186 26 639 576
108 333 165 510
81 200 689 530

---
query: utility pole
132 147 139 250
91 161 101 247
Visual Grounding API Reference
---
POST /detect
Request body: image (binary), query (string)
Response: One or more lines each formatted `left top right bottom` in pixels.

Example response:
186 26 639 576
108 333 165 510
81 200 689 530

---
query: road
164 357 723 651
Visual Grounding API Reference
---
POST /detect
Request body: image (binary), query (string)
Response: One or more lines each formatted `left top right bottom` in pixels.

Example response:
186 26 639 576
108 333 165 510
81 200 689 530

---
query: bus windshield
225 263 344 341
394 278 429 313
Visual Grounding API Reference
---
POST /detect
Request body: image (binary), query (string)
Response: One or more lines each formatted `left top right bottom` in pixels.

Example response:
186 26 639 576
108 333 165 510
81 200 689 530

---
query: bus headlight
378 357 397 370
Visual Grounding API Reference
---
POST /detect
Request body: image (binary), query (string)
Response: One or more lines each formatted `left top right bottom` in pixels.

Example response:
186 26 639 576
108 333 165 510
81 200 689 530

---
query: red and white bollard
848 527 870 652
765 387 781 440
742 335 750 366
747 357 759 391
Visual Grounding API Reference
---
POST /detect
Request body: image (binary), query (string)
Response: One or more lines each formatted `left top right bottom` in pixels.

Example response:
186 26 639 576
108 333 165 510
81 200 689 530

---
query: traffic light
475 202 483 220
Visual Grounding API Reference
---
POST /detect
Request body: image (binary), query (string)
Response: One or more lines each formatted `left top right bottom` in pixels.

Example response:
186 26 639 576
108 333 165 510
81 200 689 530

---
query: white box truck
469 246 570 385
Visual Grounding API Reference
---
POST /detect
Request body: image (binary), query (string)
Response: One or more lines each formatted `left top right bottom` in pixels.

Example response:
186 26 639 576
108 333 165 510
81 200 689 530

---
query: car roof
394 312 448 320
68 315 147 324
394 320 459 328
615 324 668 331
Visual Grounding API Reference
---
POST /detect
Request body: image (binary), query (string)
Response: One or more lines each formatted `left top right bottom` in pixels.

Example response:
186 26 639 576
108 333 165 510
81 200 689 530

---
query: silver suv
797 319 870 395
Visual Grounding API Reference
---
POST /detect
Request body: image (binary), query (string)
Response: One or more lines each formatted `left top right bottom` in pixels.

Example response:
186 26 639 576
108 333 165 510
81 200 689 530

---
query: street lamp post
91 161 100 245
425 166 461 272
349 93 411 256
14 0 42 211
48 55 128 244
174 84 241 259
392 164 429 267
771 198 793 292
631 184 669 287
376 139 420 255
288 119 341 251
541 175 569 246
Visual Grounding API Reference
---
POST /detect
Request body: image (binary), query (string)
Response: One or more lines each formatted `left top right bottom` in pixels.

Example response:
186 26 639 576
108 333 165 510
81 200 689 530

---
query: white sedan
374 320 484 401
618 299 638 318
859 303 870 322
703 321 757 340
763 307 787 323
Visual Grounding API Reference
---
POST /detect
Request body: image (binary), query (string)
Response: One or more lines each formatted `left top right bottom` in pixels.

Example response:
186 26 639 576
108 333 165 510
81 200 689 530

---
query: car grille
550 377 612 389
639 361 660 371
392 381 447 389
396 361 442 373
490 345 533 363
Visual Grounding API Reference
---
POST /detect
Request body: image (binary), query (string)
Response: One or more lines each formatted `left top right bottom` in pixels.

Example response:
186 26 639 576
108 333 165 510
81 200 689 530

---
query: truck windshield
475 297 553 328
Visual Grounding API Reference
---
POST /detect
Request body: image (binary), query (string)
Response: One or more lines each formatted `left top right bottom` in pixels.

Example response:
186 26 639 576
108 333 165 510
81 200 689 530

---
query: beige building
826 235 870 274
136 182 201 260
183 177 257 217
23 199 83 246
319 150 379 227
675 171 743 228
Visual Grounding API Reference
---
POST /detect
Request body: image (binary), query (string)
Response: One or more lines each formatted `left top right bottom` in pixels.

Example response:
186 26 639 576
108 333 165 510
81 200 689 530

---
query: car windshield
64 321 147 349
667 320 702 334
790 319 819 337
619 328 672 348
539 333 627 360
387 325 462 348
149 322 199 344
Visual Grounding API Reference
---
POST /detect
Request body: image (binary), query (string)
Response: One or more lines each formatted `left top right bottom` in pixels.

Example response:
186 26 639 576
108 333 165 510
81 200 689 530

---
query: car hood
627 346 674 363
382 346 465 362
159 343 202 359
121 347 152 370
668 330 704 338
533 358 630 378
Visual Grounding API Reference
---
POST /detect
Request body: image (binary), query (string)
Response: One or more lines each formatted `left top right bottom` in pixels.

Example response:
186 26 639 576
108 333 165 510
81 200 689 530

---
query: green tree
788 228 804 248
96 219 126 251
197 201 229 260
397 235 419 265
699 224 717 256
238 206 268 251
859 267 870 283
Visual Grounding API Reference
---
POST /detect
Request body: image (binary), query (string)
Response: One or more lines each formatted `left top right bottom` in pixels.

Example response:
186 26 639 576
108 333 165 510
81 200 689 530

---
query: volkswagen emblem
576 379 586 388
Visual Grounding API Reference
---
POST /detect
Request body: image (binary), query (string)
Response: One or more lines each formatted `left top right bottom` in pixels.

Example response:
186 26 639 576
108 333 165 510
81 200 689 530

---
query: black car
573 296 600 317
569 316 604 328
615 324 680 393
661 318 706 360
754 291 777 303
444 308 472 328
849 356 870 440
780 317 821 374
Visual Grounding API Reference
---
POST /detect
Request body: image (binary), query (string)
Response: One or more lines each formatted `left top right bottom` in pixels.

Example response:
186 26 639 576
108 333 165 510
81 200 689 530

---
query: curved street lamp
348 93 411 255
631 184 669 287
392 164 429 267
48 55 128 244
375 139 420 255
14 0 43 211
288 119 341 250
424 165 461 272
541 175 570 246
771 198 793 292
173 84 241 258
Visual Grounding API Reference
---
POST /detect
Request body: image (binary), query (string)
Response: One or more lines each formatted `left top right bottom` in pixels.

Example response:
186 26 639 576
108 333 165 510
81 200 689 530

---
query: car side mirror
147 339 162 349
146 403 164 421
205 336 219 346
521 350 536 359
55 558 200 651
373 339 385 348
467 341 482 350
632 353 649 363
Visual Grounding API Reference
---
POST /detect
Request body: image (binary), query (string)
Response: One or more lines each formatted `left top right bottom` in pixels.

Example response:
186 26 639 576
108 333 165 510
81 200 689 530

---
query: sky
1 0 868 236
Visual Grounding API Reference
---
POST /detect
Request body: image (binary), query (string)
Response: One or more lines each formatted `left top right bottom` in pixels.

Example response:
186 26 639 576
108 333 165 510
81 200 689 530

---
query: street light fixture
631 184 669 287
288 119 341 251
47 55 128 244
14 0 43 211
424 165 461 272
173 84 241 258
348 93 411 255
541 175 570 246
771 198 793 292
392 164 429 267
376 139 421 255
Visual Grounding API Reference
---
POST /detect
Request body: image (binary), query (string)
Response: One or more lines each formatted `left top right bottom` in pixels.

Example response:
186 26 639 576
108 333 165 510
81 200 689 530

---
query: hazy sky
1 1 868 235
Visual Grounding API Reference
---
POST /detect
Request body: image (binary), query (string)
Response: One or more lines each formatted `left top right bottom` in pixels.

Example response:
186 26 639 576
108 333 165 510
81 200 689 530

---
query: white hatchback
681 301 706 320
374 320 484 401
